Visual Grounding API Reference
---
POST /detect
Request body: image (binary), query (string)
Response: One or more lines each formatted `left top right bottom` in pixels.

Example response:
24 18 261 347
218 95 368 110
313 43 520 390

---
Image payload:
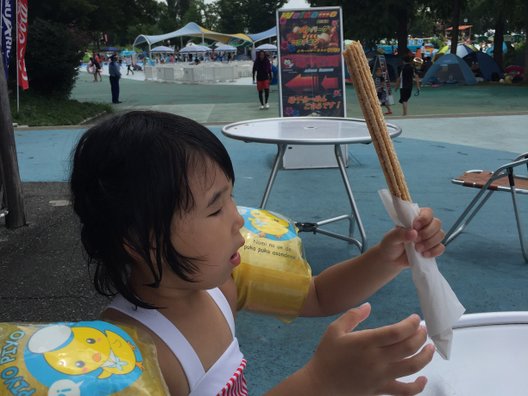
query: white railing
144 61 252 84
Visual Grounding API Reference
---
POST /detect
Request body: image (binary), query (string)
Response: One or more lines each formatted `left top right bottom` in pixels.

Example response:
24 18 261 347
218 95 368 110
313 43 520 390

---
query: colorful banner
277 7 345 117
1 0 14 77
16 0 27 90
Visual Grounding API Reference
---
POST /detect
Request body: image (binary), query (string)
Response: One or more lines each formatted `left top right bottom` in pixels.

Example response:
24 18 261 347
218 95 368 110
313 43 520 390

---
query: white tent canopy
255 43 277 51
179 44 211 53
133 22 278 55
133 22 252 52
151 45 175 53
214 43 237 52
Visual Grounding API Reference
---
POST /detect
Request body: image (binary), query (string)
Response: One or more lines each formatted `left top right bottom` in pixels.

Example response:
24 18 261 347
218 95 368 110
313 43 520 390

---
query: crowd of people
148 49 236 65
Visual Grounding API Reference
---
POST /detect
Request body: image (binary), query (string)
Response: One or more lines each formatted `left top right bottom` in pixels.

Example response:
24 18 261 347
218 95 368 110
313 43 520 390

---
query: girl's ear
123 236 164 283
123 239 143 262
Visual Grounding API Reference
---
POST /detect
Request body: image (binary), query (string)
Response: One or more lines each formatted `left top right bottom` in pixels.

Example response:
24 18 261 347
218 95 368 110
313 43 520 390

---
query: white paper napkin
379 189 466 359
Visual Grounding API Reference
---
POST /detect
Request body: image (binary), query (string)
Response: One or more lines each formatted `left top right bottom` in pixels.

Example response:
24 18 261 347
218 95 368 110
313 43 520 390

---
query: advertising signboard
276 7 348 169
276 7 346 118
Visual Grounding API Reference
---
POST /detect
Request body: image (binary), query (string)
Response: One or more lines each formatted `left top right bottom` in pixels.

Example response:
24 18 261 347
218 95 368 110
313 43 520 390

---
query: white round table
222 117 402 251
401 312 528 395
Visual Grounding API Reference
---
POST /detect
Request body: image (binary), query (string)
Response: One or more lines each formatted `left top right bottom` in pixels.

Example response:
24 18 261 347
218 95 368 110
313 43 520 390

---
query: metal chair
443 152 528 262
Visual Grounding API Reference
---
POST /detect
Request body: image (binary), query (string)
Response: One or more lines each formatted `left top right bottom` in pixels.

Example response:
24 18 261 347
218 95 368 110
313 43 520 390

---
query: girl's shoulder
219 277 238 314
102 308 189 395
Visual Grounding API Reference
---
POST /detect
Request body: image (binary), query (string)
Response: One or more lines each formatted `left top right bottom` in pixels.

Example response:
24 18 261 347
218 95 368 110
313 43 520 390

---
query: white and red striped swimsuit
109 288 248 395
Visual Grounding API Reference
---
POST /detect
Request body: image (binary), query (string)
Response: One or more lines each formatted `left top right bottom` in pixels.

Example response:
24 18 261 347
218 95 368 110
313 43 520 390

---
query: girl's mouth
230 251 241 266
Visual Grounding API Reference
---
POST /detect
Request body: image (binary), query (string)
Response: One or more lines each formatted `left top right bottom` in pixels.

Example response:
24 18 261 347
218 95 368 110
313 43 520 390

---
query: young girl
374 67 393 115
70 111 444 396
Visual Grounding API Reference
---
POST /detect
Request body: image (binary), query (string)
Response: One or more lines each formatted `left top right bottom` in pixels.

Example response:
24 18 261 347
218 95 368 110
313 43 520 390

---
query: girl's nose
236 211 244 230
232 202 244 230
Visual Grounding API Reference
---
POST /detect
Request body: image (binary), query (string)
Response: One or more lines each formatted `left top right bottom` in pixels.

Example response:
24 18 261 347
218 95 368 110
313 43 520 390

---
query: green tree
465 0 525 69
18 0 163 99
181 0 206 27
166 0 192 25
308 0 418 54
30 0 162 47
202 3 220 31
24 18 85 98
84 0 161 46
215 0 247 33
244 0 286 34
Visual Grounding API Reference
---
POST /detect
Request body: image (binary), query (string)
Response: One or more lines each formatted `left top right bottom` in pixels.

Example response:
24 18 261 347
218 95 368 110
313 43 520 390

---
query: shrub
23 18 87 99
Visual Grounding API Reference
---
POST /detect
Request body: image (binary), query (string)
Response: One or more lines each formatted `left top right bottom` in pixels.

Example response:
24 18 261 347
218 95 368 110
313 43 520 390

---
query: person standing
126 57 135 75
93 52 103 82
108 55 122 104
374 67 393 115
252 50 272 109
395 55 420 116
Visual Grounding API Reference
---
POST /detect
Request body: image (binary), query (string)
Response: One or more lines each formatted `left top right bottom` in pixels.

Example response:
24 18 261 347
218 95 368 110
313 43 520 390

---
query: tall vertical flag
1 0 14 78
16 0 27 89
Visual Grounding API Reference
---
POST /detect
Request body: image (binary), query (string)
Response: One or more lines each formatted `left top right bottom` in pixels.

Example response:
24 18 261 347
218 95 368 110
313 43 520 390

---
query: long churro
343 41 411 201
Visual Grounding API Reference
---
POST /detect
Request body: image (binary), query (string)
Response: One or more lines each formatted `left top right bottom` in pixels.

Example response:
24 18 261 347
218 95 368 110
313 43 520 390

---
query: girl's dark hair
70 111 235 308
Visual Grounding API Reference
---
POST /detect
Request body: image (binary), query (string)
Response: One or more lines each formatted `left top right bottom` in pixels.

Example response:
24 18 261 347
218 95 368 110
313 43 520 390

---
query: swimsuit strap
108 288 235 391
108 294 205 391
206 287 236 336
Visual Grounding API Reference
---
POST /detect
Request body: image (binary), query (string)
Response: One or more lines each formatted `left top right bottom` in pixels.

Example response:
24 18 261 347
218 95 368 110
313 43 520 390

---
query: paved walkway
71 67 528 125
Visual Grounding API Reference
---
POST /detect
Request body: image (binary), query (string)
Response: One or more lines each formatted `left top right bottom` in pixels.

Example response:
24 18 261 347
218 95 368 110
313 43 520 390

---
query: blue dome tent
463 51 503 81
421 53 477 85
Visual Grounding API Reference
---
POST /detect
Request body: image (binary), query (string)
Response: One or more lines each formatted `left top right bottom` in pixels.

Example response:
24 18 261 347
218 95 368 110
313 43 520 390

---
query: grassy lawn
9 91 112 127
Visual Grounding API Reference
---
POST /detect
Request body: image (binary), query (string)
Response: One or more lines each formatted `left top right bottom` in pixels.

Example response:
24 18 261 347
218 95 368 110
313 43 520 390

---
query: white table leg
260 144 287 209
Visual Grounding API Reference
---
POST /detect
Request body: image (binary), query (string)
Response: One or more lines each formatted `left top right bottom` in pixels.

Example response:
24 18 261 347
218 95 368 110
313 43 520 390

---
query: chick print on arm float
0 321 168 395
234 206 312 322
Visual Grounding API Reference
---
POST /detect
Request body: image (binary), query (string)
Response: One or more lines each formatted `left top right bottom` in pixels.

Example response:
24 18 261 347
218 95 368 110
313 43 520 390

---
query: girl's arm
414 73 421 91
300 208 444 317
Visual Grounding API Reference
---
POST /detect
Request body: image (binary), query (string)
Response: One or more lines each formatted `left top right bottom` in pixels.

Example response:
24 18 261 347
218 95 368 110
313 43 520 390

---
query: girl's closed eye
209 194 235 217
209 207 223 217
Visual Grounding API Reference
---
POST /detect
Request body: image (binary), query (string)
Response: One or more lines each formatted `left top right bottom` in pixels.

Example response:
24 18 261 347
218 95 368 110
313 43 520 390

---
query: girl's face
169 159 245 289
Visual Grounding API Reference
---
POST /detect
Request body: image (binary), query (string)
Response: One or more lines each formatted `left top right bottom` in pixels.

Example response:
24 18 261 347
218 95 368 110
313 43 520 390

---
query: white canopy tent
179 44 211 53
255 43 277 51
133 22 278 58
151 45 175 53
133 22 252 55
214 43 237 52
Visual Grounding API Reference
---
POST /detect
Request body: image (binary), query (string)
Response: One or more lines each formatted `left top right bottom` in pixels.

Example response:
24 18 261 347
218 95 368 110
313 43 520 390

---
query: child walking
374 67 393 115
71 111 444 396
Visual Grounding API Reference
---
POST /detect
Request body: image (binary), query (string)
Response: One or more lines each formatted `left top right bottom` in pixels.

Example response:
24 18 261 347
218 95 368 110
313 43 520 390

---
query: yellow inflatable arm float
234 206 312 322
0 320 168 395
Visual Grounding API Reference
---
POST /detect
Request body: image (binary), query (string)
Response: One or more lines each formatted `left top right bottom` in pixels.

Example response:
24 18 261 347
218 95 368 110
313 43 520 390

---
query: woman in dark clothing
252 50 272 109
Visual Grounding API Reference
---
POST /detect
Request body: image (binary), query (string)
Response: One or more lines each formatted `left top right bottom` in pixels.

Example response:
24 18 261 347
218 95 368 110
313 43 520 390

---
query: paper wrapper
379 189 466 359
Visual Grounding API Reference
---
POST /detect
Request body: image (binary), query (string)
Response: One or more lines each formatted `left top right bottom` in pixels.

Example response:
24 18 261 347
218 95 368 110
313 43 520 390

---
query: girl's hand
378 207 445 268
304 303 434 395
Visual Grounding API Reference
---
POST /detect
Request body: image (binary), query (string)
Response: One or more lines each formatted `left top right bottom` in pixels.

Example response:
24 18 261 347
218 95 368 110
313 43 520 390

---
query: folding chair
443 152 528 262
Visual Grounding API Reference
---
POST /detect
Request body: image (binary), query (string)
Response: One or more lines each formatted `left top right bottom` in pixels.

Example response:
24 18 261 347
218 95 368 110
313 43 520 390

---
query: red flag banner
16 0 28 90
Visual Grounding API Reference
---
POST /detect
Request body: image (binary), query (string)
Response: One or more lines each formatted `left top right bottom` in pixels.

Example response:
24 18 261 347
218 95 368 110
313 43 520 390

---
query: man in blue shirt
108 55 122 104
